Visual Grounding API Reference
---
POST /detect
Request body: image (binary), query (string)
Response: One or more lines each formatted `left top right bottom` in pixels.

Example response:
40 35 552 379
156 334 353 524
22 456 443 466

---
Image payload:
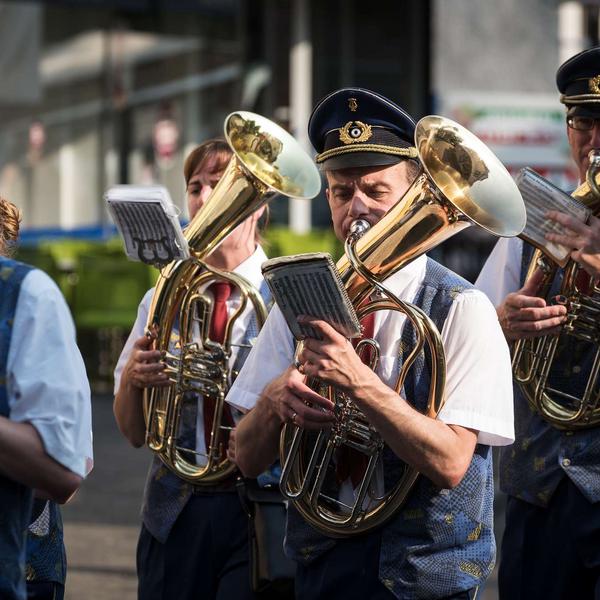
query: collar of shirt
374 254 427 302
232 244 268 291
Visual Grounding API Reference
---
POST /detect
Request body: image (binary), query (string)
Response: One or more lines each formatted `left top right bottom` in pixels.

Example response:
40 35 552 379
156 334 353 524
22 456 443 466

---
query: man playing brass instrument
476 46 600 599
227 88 515 599
113 139 270 600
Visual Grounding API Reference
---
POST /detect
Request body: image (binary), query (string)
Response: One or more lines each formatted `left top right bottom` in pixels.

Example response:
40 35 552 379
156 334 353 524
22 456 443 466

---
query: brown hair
405 158 421 182
0 196 21 257
183 138 232 187
183 138 270 244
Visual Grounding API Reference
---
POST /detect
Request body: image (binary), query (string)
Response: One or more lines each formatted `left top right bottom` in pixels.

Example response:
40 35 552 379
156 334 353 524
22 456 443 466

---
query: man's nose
348 191 369 217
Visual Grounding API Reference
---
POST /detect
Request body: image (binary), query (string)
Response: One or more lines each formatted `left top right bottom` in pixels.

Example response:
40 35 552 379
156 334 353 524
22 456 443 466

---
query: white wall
433 0 561 98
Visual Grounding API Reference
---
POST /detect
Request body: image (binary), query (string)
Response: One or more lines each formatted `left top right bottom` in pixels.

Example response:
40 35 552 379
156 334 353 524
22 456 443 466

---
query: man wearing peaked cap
556 45 600 186
476 46 600 600
557 45 600 115
308 87 418 170
229 87 515 599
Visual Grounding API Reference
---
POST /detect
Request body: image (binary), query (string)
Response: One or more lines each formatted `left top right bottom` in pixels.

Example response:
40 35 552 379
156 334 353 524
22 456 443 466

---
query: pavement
60 394 504 599
62 394 148 600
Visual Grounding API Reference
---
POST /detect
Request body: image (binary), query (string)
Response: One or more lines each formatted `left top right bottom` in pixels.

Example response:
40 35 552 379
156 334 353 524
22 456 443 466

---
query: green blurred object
264 227 343 260
72 252 155 393
12 245 75 303
72 253 153 330
14 237 148 303
13 245 60 278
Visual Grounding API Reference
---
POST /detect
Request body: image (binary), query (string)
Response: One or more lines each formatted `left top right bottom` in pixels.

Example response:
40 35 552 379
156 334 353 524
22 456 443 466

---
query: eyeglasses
567 115 600 131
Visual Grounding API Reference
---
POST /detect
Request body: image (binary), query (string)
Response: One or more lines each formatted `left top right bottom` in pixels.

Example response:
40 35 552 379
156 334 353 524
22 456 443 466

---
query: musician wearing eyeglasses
113 140 271 600
0 197 93 600
476 46 600 600
227 88 516 600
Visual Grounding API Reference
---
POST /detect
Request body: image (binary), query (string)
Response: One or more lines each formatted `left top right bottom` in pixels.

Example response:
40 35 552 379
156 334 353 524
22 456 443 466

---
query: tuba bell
512 149 600 428
279 116 526 536
144 111 321 483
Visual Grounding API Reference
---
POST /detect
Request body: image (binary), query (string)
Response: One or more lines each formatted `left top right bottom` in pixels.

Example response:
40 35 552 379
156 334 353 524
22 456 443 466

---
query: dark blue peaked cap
556 46 600 117
308 87 418 170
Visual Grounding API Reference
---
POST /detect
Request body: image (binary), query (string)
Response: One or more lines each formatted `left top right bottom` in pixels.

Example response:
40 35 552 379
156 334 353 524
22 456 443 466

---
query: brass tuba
512 149 600 429
144 111 321 483
279 116 526 536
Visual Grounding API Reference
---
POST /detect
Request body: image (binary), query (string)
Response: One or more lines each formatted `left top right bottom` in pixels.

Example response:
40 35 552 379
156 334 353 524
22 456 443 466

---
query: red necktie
336 309 376 487
574 266 595 297
203 281 235 458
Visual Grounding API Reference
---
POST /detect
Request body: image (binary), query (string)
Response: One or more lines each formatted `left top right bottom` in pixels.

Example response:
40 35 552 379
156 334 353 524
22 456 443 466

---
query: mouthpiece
348 219 371 241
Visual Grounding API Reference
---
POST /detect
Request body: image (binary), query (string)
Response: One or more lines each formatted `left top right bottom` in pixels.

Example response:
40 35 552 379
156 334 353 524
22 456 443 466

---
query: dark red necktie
574 266 596 297
203 281 235 457
336 309 376 487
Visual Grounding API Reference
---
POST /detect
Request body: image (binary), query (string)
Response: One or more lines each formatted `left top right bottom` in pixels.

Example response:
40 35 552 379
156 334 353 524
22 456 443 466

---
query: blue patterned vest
25 499 66 585
142 281 271 543
285 259 495 600
499 242 600 506
0 257 35 600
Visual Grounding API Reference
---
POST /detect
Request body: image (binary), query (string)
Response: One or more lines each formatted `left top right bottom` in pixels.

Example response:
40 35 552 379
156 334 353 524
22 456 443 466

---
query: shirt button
562 458 571 467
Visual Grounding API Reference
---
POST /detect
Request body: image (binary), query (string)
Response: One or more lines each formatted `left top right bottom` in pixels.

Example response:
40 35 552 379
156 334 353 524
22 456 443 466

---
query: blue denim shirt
0 258 35 600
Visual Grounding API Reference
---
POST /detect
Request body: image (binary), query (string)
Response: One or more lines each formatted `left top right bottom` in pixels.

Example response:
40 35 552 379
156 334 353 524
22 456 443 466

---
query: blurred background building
2 0 597 247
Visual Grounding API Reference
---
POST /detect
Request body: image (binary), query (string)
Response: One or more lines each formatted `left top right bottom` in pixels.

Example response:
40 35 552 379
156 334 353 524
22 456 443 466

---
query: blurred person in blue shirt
0 197 93 600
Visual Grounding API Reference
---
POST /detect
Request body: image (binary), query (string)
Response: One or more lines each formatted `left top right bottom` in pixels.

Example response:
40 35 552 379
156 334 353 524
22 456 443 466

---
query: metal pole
289 0 313 234
558 2 585 64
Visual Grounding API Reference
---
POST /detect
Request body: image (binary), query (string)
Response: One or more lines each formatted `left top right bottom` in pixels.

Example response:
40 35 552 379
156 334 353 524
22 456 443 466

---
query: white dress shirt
475 236 524 307
7 269 93 478
227 254 515 446
113 245 268 464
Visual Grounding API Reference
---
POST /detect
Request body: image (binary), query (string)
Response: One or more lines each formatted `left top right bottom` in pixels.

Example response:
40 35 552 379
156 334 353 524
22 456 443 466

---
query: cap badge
348 97 358 112
339 121 372 145
589 75 600 95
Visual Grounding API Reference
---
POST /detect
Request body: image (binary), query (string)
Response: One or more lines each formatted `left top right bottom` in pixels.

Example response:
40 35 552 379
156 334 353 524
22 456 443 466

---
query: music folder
261 252 361 341
105 185 190 266
516 168 590 267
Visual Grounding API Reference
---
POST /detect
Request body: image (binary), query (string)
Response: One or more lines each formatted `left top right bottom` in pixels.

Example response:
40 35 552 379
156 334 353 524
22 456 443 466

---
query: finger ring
291 411 298 425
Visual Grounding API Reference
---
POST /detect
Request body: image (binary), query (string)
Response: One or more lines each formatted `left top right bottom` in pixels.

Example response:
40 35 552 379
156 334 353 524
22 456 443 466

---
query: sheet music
105 185 189 266
262 253 361 341
516 168 590 267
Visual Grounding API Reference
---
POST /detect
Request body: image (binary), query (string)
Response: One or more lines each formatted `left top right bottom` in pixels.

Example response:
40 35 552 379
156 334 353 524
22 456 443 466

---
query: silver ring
291 412 298 425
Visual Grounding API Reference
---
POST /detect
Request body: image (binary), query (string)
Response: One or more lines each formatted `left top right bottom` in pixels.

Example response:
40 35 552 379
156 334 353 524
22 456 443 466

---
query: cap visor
567 104 600 118
320 151 403 171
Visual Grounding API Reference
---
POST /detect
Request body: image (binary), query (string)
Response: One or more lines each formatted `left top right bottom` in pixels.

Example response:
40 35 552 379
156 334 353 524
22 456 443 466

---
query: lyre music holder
105 185 190 267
